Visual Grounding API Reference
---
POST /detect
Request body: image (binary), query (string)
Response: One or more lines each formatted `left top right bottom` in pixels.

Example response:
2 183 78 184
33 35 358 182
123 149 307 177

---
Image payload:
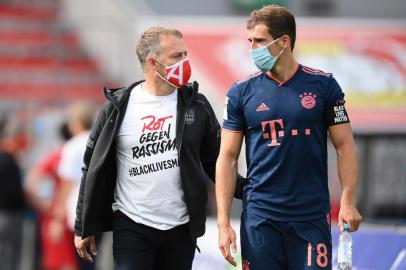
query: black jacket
74 81 244 239
0 151 25 211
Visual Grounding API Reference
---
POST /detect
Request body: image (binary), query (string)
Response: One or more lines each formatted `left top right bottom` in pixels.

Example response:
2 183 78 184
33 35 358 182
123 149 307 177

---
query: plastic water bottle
337 223 352 270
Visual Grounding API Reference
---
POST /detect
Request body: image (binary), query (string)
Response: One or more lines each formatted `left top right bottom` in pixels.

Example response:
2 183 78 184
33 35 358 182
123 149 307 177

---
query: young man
216 5 362 269
73 26 243 270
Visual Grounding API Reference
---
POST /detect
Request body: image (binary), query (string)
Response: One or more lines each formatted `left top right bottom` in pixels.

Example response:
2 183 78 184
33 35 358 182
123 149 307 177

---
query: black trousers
113 211 196 270
0 211 23 270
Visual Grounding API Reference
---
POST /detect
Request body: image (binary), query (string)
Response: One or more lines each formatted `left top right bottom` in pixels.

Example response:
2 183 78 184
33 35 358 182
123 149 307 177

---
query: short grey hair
136 26 183 70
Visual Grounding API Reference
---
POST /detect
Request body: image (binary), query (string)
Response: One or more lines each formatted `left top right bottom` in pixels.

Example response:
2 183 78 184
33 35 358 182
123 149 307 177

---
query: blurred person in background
0 112 26 270
216 5 362 270
0 115 30 159
55 101 98 270
25 121 79 270
73 26 244 270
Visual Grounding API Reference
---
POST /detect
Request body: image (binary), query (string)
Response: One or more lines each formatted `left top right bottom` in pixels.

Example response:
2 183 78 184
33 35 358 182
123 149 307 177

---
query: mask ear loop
248 36 282 53
155 71 178 88
152 58 165 75
276 48 285 57
268 37 285 59
265 36 282 48
152 58 178 88
275 34 287 56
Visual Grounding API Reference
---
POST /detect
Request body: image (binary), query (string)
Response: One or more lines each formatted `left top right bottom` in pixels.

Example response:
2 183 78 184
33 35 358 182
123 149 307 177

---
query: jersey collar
265 64 301 86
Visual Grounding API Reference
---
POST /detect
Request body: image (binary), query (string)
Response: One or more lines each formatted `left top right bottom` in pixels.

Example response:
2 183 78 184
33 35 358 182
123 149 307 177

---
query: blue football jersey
223 64 347 221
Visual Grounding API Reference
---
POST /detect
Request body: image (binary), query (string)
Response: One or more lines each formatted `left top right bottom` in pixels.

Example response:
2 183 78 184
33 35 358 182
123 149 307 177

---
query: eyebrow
248 37 268 43
169 51 187 58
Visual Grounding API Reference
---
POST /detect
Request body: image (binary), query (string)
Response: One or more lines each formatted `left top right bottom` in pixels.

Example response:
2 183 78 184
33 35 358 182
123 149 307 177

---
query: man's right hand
218 224 237 267
74 235 97 263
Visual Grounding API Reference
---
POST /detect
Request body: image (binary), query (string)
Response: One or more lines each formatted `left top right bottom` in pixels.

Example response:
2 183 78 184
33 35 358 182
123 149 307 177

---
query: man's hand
74 235 97 263
218 224 237 267
338 204 362 232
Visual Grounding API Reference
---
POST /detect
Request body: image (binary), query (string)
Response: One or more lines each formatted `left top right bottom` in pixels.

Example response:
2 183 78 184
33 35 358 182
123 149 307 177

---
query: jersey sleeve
222 83 245 132
324 76 350 127
37 149 59 175
58 140 84 183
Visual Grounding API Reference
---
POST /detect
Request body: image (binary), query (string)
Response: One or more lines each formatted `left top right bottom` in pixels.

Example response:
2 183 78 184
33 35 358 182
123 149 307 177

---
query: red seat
0 82 105 101
0 1 110 103
0 6 57 22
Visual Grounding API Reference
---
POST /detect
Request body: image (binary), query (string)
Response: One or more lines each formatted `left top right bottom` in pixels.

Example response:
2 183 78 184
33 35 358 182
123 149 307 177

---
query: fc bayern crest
185 108 195 125
300 92 317 109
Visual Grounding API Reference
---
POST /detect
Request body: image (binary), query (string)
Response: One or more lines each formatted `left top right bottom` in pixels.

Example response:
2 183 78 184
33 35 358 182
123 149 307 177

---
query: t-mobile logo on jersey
261 119 311 147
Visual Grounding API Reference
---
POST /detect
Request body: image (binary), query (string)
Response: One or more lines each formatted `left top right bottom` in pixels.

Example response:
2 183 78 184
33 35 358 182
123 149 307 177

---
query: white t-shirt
112 83 189 230
58 131 89 230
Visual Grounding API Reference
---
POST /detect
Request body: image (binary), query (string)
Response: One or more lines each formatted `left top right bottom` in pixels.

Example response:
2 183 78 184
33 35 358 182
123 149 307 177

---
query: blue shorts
240 209 332 270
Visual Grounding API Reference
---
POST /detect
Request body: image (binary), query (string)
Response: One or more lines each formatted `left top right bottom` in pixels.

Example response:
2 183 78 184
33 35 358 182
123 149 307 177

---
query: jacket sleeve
199 94 221 182
199 95 246 200
74 101 112 237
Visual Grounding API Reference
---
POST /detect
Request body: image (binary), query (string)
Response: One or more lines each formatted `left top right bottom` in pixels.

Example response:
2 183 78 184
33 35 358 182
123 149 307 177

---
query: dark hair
59 121 72 141
247 5 296 51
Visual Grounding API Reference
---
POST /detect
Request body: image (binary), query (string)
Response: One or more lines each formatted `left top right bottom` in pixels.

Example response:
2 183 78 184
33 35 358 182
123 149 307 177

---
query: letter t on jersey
261 119 284 147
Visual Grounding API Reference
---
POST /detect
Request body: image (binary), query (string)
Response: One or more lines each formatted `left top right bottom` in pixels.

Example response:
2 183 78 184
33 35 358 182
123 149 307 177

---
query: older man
74 26 243 270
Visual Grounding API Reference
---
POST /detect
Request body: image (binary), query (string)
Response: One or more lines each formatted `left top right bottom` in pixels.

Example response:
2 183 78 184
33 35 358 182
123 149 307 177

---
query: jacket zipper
177 97 197 239
177 108 186 156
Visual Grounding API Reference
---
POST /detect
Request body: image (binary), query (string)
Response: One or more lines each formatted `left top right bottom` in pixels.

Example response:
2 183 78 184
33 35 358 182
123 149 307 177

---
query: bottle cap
343 223 350 231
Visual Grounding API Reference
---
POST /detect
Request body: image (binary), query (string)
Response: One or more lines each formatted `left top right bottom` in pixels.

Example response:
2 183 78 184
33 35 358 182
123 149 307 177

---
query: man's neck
72 128 88 136
142 73 177 96
266 55 298 83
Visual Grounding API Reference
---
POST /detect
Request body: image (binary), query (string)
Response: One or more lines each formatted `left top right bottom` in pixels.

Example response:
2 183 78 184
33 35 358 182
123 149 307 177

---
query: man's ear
280 35 290 49
147 57 159 71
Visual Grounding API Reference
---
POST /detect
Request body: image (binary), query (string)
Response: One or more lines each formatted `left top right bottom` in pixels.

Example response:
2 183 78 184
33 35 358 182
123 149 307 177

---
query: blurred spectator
25 121 79 270
55 101 98 270
0 112 26 270
0 113 31 161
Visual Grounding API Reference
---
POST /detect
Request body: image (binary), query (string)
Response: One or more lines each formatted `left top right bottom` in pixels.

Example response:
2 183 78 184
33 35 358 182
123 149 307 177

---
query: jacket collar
103 80 199 108
179 81 199 107
103 80 143 109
